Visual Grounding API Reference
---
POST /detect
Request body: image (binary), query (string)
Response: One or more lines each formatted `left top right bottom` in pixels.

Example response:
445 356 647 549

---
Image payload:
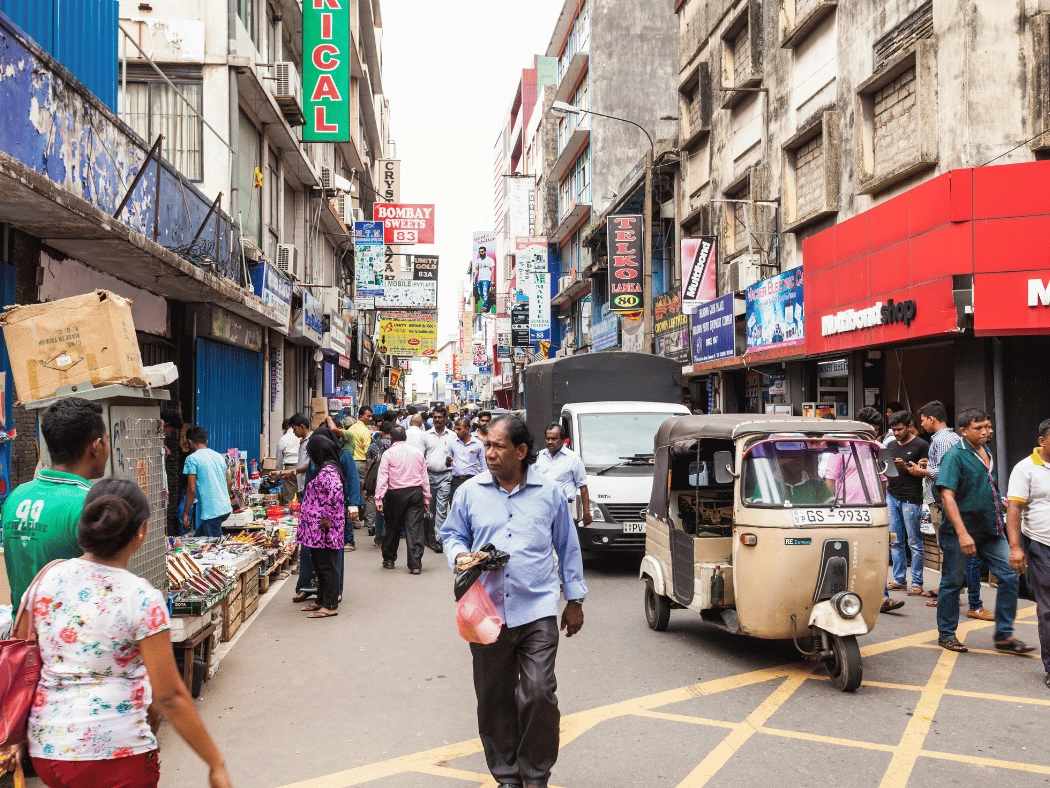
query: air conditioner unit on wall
277 244 301 281
271 62 305 126
336 193 354 226
727 254 765 292
320 166 334 190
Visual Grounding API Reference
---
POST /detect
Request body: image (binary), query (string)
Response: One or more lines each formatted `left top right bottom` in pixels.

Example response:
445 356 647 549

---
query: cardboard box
311 411 326 429
312 397 328 414
0 290 145 403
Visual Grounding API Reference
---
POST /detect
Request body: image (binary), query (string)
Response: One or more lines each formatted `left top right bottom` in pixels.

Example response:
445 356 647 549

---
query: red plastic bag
456 580 503 644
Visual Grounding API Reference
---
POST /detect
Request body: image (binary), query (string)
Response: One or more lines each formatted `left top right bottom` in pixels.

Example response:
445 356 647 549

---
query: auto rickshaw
640 415 891 691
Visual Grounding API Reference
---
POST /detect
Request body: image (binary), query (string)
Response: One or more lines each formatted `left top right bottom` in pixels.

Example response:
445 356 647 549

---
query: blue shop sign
591 314 620 352
292 289 323 345
249 262 292 326
690 294 736 364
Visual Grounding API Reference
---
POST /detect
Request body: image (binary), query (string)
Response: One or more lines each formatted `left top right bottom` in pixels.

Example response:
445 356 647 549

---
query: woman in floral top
298 434 346 619
2 479 232 788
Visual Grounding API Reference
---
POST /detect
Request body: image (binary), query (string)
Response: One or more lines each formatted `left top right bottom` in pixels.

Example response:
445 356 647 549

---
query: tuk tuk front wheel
644 578 670 631
825 633 862 692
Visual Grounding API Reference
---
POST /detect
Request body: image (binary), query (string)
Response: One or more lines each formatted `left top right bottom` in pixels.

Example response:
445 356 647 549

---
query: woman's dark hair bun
78 479 150 558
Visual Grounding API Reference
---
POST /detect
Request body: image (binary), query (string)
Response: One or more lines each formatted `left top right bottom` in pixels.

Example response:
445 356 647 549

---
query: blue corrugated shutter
195 338 263 464
0 0 118 110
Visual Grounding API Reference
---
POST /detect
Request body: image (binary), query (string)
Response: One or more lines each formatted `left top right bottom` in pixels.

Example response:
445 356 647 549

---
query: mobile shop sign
690 294 736 364
745 269 804 350
413 255 438 281
681 237 717 311
303 0 350 141
821 298 917 336
375 280 437 309
607 215 643 313
373 204 435 245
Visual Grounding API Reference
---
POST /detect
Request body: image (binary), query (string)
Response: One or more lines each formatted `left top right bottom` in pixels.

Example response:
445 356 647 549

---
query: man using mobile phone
885 411 930 596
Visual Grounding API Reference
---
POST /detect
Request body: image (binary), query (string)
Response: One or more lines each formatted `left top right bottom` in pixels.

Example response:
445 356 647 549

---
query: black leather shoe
382 560 395 569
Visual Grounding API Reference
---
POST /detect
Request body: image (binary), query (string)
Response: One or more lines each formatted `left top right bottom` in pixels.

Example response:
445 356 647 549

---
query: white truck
525 352 689 553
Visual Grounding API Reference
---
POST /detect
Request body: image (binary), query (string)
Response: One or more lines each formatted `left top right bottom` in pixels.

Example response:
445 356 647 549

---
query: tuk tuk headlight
831 591 862 619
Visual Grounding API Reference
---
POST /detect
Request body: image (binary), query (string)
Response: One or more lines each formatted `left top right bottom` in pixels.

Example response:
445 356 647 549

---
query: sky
380 0 565 345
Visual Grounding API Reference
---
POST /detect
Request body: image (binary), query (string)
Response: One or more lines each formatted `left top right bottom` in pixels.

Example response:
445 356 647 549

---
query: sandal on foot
881 598 905 612
292 592 311 603
308 610 338 618
994 638 1035 655
938 638 968 652
301 604 322 612
887 582 906 591
921 587 938 598
907 586 925 596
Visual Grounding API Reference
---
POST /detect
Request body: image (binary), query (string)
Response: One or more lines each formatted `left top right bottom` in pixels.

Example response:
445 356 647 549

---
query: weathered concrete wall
590 0 679 219
677 0 1039 277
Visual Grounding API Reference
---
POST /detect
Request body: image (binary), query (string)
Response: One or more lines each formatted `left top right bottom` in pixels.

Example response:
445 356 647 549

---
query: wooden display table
172 621 216 697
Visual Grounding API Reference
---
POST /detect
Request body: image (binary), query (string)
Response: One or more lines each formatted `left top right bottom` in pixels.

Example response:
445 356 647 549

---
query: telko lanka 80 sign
303 0 350 141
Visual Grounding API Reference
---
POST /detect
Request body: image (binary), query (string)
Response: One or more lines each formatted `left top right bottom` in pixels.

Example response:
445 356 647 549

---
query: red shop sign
373 203 435 245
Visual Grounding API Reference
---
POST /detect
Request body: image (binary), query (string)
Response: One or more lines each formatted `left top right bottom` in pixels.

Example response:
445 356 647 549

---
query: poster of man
471 231 498 314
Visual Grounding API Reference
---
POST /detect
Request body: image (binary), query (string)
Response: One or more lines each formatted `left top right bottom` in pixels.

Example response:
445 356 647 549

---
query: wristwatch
566 599 584 605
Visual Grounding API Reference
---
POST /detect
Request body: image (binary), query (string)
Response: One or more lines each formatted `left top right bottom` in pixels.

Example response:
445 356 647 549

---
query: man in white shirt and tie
534 423 593 525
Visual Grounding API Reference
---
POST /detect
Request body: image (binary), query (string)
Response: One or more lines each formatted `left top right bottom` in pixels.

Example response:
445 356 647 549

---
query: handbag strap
12 559 65 642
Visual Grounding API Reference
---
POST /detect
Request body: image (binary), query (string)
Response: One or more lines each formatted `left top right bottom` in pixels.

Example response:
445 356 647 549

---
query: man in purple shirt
376 426 431 574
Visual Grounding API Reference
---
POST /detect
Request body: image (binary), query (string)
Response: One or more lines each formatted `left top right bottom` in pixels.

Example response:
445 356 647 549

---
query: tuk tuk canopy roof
648 415 877 520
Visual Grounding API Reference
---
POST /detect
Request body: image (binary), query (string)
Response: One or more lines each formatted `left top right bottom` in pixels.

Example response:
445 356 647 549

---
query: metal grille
604 503 648 524
112 417 168 591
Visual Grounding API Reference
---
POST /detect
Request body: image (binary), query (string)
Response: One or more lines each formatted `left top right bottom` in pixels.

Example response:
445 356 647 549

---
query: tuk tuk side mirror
878 447 899 477
713 450 736 484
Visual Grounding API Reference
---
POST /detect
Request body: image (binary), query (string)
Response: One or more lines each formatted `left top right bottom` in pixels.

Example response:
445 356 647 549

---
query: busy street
0 0 1049 787
152 550 1048 788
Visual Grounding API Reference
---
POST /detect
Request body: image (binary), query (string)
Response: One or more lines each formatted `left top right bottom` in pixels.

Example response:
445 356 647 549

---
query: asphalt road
134 545 1049 788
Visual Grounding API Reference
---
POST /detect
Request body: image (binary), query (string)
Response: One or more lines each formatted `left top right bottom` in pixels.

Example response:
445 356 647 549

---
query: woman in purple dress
298 435 345 619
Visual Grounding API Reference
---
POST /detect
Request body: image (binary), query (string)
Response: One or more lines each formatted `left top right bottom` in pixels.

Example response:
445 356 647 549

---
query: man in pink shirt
376 425 432 574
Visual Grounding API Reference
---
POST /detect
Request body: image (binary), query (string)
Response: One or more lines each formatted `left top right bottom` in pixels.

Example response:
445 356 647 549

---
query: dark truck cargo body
524 352 684 444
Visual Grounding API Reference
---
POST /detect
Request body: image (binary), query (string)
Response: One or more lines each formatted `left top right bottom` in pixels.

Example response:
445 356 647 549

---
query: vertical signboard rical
303 0 350 141
608 215 643 313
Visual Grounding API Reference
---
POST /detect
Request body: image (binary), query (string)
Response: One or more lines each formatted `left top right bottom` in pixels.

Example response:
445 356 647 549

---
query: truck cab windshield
577 413 670 471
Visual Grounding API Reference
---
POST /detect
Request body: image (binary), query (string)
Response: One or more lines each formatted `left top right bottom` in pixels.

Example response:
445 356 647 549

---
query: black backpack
363 449 385 496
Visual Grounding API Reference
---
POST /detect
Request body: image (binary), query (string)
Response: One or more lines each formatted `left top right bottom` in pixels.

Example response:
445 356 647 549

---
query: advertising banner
690 294 736 363
375 280 438 309
681 237 717 311
497 334 511 360
376 311 438 357
608 215 643 312
517 237 550 340
591 313 620 352
303 0 349 141
292 289 323 345
653 288 689 336
413 255 438 281
511 303 530 346
378 159 400 203
373 204 435 245
746 269 805 350
354 221 385 296
472 343 485 365
472 231 498 315
621 314 644 352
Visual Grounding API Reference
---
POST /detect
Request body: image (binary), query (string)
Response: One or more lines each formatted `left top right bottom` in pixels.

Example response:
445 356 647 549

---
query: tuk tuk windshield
742 438 885 508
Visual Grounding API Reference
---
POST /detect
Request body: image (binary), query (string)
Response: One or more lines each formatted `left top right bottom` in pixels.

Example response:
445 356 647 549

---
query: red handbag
0 560 63 748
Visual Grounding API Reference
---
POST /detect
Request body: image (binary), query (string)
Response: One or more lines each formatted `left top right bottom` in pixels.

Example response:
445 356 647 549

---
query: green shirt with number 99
1 469 92 611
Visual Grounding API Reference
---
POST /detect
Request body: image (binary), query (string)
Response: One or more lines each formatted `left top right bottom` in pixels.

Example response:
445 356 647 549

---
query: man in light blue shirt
448 417 485 503
534 423 593 526
182 426 233 538
441 415 586 788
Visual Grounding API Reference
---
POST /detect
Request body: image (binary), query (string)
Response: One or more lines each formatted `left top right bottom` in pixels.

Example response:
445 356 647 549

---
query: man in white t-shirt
474 247 495 310
1007 417 1050 689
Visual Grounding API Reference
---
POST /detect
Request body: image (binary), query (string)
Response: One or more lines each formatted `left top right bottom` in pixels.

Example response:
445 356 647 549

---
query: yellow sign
377 310 438 357
389 369 402 389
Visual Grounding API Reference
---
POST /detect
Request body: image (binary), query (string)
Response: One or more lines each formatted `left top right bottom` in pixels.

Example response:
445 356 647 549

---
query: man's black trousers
381 485 426 570
470 616 560 787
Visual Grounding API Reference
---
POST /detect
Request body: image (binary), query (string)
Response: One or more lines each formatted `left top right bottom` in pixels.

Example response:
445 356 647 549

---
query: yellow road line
757 725 897 753
920 749 1050 775
913 643 1041 659
675 675 808 787
877 645 959 788
631 709 737 729
942 687 1050 706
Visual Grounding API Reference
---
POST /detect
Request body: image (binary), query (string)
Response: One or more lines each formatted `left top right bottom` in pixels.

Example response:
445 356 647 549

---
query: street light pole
551 102 656 353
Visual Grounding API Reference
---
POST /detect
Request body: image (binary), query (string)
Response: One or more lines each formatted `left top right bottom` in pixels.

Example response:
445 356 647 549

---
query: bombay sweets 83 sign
303 0 350 141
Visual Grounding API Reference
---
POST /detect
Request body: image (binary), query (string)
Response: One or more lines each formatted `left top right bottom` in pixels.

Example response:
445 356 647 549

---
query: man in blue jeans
935 408 1033 654
884 411 930 594
182 427 233 537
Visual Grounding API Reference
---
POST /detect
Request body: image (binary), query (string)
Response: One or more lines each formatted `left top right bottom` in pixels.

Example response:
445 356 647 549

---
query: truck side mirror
713 450 735 484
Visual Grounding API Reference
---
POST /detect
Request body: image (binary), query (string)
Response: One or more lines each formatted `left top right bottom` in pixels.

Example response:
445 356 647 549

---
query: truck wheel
644 578 670 631
826 634 862 691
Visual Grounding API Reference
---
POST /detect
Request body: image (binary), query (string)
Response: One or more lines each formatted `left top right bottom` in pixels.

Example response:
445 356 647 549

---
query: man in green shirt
936 408 1031 655
2 397 110 610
